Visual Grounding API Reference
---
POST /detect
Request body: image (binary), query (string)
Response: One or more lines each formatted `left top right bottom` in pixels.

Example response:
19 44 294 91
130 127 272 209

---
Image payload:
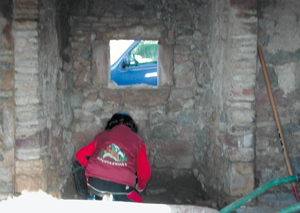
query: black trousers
87 177 139 202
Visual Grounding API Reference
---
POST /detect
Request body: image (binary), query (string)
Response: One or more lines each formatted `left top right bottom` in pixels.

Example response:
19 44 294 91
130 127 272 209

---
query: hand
135 184 144 193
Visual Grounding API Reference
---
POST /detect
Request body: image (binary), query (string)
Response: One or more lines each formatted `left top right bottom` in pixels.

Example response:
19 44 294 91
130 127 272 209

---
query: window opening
110 40 158 86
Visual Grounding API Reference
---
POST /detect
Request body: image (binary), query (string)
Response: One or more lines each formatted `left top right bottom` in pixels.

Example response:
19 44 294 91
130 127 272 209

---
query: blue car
110 40 158 86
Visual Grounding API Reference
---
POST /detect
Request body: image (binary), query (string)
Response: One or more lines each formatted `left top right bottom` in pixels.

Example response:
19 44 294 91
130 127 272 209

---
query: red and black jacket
76 125 151 190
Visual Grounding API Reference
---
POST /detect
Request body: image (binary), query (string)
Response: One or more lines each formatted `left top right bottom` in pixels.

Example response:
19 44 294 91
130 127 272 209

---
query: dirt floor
61 172 216 208
142 172 211 205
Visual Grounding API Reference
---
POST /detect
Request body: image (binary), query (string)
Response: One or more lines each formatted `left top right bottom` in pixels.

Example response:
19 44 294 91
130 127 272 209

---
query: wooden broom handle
258 46 294 177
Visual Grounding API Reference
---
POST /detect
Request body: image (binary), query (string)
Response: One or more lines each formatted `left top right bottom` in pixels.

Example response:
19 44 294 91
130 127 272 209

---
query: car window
129 40 158 67
110 40 135 65
110 40 158 86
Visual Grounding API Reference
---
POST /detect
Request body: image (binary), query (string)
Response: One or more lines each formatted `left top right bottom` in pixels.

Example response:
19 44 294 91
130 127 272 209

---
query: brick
14 20 37 30
256 137 271 147
14 0 38 19
15 129 49 159
232 68 256 74
71 92 85 108
231 52 256 62
232 81 255 93
175 73 197 88
0 73 14 91
274 90 290 106
225 162 254 196
230 108 255 123
91 23 107 29
73 109 94 122
226 134 254 148
73 127 100 147
99 89 124 103
0 148 14 170
275 63 296 96
230 123 256 134
256 126 278 138
177 35 194 45
242 88 254 95
14 29 38 39
230 91 255 102
83 16 98 22
226 147 255 162
256 147 281 157
177 126 196 141
15 159 45 175
0 91 13 98
174 54 189 63
256 108 270 122
14 10 39 19
15 105 41 114
107 23 124 28
15 73 38 81
161 140 194 156
103 25 166 40
158 43 174 87
15 125 40 139
0 62 12 71
100 17 122 23
73 35 90 43
91 42 109 86
83 99 103 112
15 173 47 193
124 89 170 107
232 61 254 69
174 44 190 54
153 156 171 168
141 19 157 25
0 54 14 62
256 90 270 107
72 29 91 37
231 102 252 109
15 95 40 106
177 109 195 125
168 155 194 169
15 110 39 122
0 183 14 198
170 88 194 100
3 110 14 148
15 79 39 94
122 18 140 25
15 66 38 74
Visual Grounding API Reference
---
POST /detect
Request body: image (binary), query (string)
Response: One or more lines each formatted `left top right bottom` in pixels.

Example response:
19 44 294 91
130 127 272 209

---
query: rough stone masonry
0 0 300 209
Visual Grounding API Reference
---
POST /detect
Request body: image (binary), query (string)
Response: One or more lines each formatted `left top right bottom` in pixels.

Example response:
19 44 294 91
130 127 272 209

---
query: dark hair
105 113 138 133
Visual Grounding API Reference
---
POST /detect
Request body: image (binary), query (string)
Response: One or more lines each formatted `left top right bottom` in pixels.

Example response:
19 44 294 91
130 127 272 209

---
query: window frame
91 39 174 89
109 39 159 87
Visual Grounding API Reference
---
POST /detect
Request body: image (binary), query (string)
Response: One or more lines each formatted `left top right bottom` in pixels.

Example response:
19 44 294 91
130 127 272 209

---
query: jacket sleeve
75 141 96 167
136 144 151 190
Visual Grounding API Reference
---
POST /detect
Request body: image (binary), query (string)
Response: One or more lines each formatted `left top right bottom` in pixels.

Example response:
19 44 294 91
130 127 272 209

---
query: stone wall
0 0 14 200
1 0 300 206
256 0 300 191
64 0 257 204
12 0 66 197
13 0 47 193
64 0 231 199
66 0 208 180
203 0 257 204
224 0 257 198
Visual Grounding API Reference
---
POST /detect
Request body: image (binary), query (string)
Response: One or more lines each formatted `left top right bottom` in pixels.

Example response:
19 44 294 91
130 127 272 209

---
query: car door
110 40 158 86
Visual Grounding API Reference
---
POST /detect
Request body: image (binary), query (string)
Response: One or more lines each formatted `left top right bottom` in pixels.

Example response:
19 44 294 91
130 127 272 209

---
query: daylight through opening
110 40 158 86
